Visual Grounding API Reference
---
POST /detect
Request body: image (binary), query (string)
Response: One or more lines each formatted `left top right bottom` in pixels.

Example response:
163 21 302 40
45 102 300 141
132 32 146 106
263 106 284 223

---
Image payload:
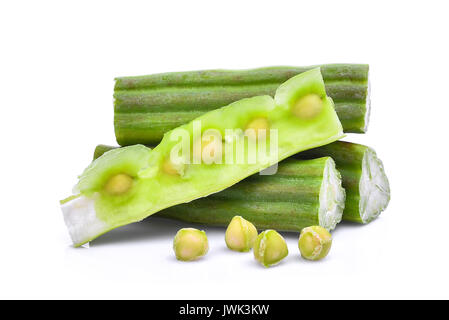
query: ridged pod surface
114 64 369 146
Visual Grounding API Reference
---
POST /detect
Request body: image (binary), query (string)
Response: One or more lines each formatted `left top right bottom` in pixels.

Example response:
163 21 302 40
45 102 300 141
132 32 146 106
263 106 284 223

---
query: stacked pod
93 140 390 226
114 64 370 146
161 157 345 231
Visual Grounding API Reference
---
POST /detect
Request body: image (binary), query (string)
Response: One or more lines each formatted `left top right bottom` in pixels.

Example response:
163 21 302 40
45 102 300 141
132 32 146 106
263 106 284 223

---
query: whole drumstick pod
114 64 370 146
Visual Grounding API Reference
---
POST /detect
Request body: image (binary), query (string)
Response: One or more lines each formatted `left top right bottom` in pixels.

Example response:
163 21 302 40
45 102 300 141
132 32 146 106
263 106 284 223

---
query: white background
1 0 448 299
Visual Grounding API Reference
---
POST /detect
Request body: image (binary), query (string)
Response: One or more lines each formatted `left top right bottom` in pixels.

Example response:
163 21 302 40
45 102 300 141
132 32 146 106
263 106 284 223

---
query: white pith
308 229 323 260
318 159 345 231
258 231 268 262
61 195 106 246
364 72 371 132
359 148 390 223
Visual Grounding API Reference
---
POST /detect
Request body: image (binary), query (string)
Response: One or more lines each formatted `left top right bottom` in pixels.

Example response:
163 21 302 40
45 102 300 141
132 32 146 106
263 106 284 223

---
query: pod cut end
319 158 345 231
61 195 108 247
359 147 390 223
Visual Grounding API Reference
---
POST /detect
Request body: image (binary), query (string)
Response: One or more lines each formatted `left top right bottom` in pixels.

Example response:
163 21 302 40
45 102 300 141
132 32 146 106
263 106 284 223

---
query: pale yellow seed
104 173 133 195
193 134 223 163
298 226 332 261
162 159 180 175
253 230 288 267
245 117 269 139
173 228 209 261
225 216 258 252
291 94 323 119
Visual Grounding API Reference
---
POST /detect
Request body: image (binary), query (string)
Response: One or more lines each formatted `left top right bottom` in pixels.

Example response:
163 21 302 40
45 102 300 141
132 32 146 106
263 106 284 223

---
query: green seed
225 216 258 252
253 230 288 267
173 228 209 261
291 94 323 119
298 226 332 261
103 173 133 195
